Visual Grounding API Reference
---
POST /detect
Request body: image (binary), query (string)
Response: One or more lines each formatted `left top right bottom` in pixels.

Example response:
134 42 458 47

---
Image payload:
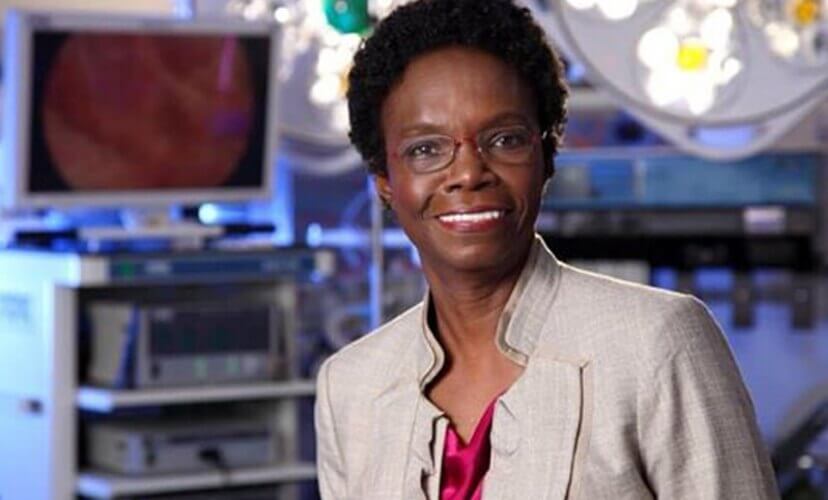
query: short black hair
347 0 568 178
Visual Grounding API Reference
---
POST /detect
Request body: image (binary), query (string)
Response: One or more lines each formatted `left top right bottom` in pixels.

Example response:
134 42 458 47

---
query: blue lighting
566 61 588 86
269 156 295 246
306 223 323 247
692 125 757 149
304 225 413 249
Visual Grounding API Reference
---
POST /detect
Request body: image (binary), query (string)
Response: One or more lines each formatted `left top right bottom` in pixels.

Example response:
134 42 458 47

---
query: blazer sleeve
637 296 779 499
315 357 347 499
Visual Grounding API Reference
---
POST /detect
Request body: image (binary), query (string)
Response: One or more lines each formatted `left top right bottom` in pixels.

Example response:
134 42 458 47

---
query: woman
315 0 778 498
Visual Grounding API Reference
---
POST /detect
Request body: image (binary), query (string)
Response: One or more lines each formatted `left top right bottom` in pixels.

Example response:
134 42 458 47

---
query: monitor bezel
1 9 280 210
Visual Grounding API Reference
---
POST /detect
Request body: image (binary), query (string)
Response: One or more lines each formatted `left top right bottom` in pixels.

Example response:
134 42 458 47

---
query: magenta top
439 398 498 500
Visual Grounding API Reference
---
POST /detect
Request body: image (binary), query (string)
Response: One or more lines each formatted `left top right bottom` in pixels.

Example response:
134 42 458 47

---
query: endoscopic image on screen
27 32 270 193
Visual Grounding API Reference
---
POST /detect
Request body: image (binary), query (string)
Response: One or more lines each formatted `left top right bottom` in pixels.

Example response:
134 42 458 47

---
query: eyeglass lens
396 126 537 173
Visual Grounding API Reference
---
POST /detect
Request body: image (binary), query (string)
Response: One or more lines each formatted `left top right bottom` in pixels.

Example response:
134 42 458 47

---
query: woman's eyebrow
396 122 448 136
396 113 535 136
480 112 535 129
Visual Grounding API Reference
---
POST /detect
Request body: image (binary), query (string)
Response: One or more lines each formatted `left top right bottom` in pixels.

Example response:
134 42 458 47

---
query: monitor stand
2 207 276 251
75 207 224 251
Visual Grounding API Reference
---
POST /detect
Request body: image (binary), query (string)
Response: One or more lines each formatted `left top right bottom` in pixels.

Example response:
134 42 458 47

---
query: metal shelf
76 380 316 412
77 463 317 499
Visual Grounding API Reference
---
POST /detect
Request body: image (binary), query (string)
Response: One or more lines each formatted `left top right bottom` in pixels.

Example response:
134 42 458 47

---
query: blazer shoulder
318 301 423 391
560 262 710 319
560 262 687 306
556 262 720 363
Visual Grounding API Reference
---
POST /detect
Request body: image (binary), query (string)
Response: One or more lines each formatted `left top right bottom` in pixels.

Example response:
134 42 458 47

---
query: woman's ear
374 173 393 209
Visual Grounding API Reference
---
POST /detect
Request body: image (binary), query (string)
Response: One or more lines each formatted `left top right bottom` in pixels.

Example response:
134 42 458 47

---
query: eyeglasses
392 125 543 174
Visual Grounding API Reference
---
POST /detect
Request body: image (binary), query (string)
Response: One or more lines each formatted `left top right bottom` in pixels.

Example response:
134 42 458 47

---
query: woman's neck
422 242 532 363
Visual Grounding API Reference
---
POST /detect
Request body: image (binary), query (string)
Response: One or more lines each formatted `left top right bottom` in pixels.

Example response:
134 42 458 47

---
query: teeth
438 210 504 223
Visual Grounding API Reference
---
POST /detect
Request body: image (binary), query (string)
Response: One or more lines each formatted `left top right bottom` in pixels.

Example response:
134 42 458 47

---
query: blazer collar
415 234 563 388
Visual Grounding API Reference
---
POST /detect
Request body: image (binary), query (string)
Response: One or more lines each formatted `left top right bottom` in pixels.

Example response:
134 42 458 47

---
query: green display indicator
113 262 137 278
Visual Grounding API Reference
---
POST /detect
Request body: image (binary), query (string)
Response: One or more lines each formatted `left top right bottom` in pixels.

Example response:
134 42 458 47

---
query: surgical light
676 39 709 70
565 0 596 10
748 0 828 66
792 0 820 25
564 0 655 20
636 4 743 116
597 0 640 20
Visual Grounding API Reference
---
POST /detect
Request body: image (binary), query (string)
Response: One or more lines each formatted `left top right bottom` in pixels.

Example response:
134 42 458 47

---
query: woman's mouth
436 209 507 231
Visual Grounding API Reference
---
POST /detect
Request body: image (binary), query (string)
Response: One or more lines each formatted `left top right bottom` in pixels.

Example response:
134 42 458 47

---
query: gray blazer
315 236 779 499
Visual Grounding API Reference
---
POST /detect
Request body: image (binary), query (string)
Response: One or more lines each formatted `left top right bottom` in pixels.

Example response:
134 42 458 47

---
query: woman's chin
422 240 530 279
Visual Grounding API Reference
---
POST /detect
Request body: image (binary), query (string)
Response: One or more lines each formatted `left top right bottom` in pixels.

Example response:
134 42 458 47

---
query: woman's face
377 46 547 276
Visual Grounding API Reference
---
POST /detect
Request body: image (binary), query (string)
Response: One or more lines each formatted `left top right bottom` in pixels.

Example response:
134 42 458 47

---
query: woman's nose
442 140 494 192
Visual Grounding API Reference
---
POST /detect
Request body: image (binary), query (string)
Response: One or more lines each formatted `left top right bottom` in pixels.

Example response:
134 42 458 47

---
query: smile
437 210 505 223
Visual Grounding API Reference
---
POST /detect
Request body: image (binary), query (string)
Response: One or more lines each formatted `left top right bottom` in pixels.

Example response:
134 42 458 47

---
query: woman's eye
403 140 442 159
490 130 531 149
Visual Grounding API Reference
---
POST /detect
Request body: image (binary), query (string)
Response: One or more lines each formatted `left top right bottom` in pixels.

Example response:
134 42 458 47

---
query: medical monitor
1 9 280 211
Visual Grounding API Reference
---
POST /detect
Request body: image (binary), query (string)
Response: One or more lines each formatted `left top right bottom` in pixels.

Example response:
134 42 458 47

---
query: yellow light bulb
676 39 709 71
789 0 821 26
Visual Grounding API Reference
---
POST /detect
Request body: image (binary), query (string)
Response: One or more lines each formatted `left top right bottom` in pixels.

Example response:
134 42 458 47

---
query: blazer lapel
406 396 445 499
359 379 420 498
485 355 588 500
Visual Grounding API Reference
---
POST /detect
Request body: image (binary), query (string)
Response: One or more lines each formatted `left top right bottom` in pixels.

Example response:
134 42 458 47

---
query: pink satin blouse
439 398 498 500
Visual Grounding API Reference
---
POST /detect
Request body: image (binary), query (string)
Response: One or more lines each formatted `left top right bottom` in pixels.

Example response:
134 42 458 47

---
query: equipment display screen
149 308 271 355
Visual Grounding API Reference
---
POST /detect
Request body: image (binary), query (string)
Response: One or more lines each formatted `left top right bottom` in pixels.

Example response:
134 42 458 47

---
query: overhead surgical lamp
748 0 828 66
563 0 659 20
529 0 828 160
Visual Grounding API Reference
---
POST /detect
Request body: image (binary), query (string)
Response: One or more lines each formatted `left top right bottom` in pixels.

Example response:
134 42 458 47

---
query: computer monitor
1 9 280 211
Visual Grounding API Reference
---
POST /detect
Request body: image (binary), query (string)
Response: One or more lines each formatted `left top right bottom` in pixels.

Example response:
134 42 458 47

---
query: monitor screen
2 11 279 210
